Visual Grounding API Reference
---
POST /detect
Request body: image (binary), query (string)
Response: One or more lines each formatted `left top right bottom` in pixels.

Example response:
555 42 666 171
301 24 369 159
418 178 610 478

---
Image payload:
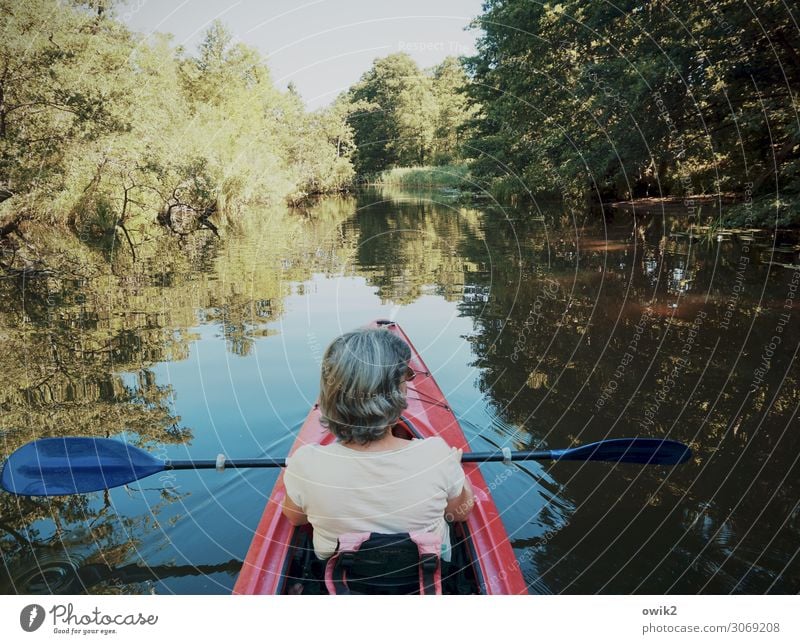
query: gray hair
319 328 412 445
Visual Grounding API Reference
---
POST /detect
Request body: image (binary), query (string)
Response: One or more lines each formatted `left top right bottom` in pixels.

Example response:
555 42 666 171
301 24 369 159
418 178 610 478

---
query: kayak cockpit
277 522 484 595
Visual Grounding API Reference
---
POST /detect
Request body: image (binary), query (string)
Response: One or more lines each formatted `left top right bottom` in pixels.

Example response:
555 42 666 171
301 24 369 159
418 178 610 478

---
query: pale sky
119 0 484 108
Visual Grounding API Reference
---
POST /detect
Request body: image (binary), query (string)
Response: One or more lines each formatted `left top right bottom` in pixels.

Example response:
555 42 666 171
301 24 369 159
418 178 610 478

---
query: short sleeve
282 450 306 508
442 444 466 500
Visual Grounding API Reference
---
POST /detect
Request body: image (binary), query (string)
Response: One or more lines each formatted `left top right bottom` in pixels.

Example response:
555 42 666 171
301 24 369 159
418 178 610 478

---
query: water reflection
1 189 798 593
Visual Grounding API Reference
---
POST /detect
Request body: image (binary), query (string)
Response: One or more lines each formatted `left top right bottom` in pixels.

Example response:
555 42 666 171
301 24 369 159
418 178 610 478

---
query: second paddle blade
1 437 165 496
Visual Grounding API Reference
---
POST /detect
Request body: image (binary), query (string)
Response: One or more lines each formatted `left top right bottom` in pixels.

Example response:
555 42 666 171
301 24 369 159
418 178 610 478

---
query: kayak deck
233 320 528 595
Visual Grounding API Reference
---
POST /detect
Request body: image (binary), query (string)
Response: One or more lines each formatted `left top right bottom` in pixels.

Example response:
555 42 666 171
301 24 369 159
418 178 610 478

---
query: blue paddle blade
1 437 166 496
550 438 692 465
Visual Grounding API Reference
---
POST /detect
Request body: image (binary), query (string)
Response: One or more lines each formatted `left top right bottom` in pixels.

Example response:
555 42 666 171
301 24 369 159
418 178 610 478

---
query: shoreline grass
370 165 470 189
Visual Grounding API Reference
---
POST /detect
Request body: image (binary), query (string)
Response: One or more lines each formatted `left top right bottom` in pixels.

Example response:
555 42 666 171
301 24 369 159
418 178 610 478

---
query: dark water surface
1 190 798 594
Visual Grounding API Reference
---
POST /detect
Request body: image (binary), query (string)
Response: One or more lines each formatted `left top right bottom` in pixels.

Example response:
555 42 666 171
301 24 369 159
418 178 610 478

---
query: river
1 189 798 594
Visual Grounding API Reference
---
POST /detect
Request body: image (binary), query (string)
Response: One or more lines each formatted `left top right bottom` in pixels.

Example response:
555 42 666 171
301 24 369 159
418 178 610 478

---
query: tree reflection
458 206 799 592
0 198 358 593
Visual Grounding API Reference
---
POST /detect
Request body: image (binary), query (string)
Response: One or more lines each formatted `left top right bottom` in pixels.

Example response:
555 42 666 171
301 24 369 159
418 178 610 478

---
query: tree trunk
0 79 6 139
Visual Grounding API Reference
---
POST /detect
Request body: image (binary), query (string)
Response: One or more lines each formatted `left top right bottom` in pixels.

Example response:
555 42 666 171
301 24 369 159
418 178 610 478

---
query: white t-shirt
283 437 465 560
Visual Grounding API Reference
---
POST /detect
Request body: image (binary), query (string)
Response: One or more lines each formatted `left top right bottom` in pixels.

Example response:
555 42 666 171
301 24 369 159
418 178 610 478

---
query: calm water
1 189 798 594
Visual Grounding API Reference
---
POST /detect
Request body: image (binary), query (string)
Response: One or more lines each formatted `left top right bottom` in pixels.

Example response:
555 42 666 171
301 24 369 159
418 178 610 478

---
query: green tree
430 57 476 164
465 0 800 211
1 3 361 273
346 53 439 174
0 0 137 216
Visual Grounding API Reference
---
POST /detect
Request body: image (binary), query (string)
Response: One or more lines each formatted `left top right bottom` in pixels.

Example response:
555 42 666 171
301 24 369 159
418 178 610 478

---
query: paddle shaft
164 455 516 470
163 454 527 470
165 448 667 469
465 450 571 463
166 458 286 469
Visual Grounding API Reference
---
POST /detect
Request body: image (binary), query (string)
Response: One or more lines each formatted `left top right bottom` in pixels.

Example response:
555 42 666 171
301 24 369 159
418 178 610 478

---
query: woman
281 327 474 563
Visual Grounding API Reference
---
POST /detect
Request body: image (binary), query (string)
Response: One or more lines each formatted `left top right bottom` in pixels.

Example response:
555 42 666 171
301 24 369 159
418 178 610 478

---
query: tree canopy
0 0 359 263
346 53 475 175
464 0 799 215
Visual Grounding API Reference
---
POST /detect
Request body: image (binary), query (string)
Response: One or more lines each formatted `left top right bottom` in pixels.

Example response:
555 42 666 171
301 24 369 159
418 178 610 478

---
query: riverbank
608 193 800 229
367 166 800 232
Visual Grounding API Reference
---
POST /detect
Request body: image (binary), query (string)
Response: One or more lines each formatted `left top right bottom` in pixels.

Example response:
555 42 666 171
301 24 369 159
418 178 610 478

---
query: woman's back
284 436 463 559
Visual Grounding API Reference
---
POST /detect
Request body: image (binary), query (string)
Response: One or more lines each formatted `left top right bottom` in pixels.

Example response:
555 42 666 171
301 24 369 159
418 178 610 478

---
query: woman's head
319 328 412 444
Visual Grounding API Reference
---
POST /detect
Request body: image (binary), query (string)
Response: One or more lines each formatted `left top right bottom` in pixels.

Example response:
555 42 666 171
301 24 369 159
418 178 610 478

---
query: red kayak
233 320 528 594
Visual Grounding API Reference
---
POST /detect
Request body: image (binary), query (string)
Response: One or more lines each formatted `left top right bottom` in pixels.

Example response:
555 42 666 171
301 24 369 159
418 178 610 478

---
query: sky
119 0 485 108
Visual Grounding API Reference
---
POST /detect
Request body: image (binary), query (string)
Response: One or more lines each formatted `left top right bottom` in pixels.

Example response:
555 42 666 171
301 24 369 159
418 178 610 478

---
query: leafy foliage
346 54 475 175
464 0 800 215
0 1 358 257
